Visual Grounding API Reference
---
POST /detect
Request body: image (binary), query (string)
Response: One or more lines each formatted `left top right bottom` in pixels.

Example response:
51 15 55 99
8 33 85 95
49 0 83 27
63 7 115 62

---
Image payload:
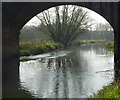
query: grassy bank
91 40 119 98
91 81 119 98
19 40 105 56
19 41 63 56
104 41 114 51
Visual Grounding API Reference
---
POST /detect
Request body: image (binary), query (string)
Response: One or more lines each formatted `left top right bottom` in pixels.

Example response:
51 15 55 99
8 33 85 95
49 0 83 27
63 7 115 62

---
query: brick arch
3 2 117 31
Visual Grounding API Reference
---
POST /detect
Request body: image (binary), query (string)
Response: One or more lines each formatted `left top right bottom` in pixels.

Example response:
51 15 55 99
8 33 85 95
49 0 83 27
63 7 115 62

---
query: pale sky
25 5 109 30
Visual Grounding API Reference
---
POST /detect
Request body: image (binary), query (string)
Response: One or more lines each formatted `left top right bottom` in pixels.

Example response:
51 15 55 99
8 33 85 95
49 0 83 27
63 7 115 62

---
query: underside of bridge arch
2 2 120 98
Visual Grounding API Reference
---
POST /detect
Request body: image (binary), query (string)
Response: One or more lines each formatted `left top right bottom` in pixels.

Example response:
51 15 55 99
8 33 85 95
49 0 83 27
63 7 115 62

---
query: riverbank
91 81 119 98
19 41 63 56
104 41 114 51
91 40 119 98
19 41 117 98
19 40 106 56
19 42 114 98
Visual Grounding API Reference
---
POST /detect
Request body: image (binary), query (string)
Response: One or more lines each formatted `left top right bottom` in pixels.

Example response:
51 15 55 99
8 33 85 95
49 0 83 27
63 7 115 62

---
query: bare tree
36 5 93 46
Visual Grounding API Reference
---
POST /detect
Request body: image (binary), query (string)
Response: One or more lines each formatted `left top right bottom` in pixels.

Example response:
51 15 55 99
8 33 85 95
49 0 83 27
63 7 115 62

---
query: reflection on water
19 44 114 98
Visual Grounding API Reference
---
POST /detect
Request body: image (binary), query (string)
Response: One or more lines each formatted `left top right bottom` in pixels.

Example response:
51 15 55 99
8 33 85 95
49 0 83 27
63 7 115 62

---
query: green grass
19 41 63 56
91 81 119 98
104 41 114 51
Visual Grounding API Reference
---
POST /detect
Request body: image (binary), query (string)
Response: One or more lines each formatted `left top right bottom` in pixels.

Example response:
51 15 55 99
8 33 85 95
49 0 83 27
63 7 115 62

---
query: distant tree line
20 25 114 41
20 25 51 41
95 23 113 31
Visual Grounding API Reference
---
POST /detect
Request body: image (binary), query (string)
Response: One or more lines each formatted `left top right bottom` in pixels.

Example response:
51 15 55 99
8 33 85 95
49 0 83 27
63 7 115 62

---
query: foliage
36 5 93 46
91 81 119 98
19 41 63 56
104 41 114 51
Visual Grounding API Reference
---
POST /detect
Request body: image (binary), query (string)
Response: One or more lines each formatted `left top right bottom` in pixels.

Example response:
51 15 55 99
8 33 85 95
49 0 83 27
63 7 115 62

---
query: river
19 44 114 98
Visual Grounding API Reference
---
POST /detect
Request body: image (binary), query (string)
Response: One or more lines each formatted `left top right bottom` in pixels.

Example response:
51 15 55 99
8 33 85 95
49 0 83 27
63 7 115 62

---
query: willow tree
36 5 93 46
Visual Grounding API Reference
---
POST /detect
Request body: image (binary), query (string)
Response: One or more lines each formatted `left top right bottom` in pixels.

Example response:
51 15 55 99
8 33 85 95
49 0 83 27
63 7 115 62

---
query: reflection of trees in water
39 56 75 98
78 44 113 55
54 58 60 98
40 58 45 63
20 46 114 98
44 52 84 98
47 59 54 69
54 57 69 98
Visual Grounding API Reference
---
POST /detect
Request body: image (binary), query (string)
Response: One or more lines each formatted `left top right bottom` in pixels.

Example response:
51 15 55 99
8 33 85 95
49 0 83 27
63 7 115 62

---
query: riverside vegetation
91 40 120 98
19 40 105 56
104 41 114 51
19 41 63 56
92 82 119 98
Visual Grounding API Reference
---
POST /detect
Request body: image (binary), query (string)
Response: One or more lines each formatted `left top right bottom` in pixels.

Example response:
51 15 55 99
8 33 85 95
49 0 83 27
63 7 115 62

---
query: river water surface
19 44 114 98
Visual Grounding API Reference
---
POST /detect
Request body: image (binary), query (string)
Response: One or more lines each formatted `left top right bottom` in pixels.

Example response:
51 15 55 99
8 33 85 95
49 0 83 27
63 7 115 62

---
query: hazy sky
25 5 109 30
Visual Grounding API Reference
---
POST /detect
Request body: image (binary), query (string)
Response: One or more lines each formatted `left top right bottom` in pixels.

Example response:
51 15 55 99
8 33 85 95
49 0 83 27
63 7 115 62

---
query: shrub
19 41 63 56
